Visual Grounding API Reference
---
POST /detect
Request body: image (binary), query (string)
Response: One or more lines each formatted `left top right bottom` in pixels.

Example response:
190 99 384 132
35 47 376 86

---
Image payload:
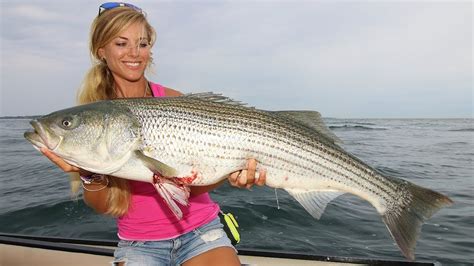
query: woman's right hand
228 158 266 189
40 147 90 175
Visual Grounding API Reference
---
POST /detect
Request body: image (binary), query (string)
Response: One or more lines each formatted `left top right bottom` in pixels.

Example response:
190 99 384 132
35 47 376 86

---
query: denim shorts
112 217 236 265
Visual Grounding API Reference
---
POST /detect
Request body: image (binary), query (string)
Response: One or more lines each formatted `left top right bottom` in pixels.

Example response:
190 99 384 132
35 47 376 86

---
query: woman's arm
41 148 110 214
81 177 110 214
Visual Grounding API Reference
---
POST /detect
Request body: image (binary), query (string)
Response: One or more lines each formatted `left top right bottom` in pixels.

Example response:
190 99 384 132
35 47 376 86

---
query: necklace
115 81 150 98
144 82 150 97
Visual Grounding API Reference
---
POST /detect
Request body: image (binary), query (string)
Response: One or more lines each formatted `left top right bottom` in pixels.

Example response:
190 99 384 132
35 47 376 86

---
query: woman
41 3 265 265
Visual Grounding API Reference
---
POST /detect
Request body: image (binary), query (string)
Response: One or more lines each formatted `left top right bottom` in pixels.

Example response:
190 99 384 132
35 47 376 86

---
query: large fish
24 93 452 260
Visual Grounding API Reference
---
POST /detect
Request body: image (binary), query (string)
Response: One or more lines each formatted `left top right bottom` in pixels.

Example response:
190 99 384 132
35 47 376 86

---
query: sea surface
0 117 472 265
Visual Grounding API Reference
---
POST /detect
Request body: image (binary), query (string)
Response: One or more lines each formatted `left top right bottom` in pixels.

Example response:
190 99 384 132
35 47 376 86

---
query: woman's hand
40 147 91 176
228 159 266 189
192 159 266 196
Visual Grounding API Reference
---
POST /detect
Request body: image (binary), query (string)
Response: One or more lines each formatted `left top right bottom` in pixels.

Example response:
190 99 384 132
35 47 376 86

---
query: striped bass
24 93 453 260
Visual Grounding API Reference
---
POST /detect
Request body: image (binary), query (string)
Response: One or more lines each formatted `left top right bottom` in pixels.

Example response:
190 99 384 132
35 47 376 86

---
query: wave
329 121 377 126
329 125 388 131
0 198 116 239
0 197 79 216
437 141 469 146
448 128 474 132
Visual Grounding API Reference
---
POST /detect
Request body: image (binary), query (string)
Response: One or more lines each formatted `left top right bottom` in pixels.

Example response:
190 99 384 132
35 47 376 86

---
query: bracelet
80 173 105 184
82 175 109 192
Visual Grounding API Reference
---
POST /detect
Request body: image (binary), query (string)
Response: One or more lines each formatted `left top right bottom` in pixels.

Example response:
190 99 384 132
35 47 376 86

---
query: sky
0 0 472 118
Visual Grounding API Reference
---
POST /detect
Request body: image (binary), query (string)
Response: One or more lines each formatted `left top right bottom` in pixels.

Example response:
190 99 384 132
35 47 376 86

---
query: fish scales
131 97 397 215
117 97 398 206
136 97 374 191
24 94 453 260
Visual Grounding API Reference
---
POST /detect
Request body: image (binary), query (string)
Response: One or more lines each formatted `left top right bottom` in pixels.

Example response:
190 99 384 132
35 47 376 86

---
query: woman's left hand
228 159 266 189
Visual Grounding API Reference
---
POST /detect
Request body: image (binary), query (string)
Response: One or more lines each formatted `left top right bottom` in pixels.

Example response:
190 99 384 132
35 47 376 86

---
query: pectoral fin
152 174 191 220
135 150 178 177
285 188 344 219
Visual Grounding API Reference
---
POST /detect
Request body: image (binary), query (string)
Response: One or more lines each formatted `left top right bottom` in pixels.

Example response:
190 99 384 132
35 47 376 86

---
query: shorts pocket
118 240 146 248
192 218 226 243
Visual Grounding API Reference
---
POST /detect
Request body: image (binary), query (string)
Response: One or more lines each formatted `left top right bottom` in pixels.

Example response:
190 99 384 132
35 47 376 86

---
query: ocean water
0 117 472 265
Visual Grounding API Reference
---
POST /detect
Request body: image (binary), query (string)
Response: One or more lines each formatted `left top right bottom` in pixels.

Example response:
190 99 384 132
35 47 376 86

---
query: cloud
8 4 63 21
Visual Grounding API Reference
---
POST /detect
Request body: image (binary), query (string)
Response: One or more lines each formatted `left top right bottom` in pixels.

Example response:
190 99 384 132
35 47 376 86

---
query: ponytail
77 61 115 104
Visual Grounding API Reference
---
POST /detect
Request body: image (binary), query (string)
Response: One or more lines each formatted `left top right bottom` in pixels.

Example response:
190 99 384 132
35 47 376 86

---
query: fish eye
61 117 74 129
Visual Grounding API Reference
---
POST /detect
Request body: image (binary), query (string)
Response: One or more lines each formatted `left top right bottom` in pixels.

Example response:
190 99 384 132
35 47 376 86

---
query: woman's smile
123 60 142 70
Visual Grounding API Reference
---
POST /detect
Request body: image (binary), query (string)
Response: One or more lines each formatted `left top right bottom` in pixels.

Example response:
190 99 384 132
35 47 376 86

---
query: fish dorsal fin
183 92 247 107
184 93 341 144
285 188 344 219
273 111 343 145
135 150 178 177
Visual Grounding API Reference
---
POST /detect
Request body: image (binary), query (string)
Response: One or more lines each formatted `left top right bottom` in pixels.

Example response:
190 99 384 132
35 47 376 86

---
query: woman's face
98 23 151 83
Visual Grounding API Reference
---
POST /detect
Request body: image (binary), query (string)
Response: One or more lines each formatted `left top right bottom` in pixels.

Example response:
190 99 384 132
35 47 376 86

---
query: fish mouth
24 120 61 151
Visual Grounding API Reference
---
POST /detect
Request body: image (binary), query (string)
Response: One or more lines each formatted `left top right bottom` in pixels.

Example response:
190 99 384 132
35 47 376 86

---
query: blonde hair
71 6 157 217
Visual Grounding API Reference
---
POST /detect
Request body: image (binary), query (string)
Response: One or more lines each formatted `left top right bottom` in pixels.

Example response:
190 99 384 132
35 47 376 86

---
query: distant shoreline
1 116 471 120
0 116 41 120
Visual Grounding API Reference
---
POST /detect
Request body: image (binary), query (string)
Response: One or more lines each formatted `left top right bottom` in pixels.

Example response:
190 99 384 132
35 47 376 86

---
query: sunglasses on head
98 2 143 16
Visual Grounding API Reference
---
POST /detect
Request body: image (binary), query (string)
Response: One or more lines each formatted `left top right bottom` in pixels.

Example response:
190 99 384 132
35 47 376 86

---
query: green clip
220 211 240 244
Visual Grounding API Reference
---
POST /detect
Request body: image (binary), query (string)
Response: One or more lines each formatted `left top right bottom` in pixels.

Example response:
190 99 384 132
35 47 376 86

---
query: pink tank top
117 82 220 240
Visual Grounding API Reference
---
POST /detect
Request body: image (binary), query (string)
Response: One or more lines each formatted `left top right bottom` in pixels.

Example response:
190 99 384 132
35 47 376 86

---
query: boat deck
0 234 434 266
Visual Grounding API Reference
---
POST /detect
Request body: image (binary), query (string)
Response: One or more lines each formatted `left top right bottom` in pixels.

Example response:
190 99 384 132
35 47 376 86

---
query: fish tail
382 182 453 261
